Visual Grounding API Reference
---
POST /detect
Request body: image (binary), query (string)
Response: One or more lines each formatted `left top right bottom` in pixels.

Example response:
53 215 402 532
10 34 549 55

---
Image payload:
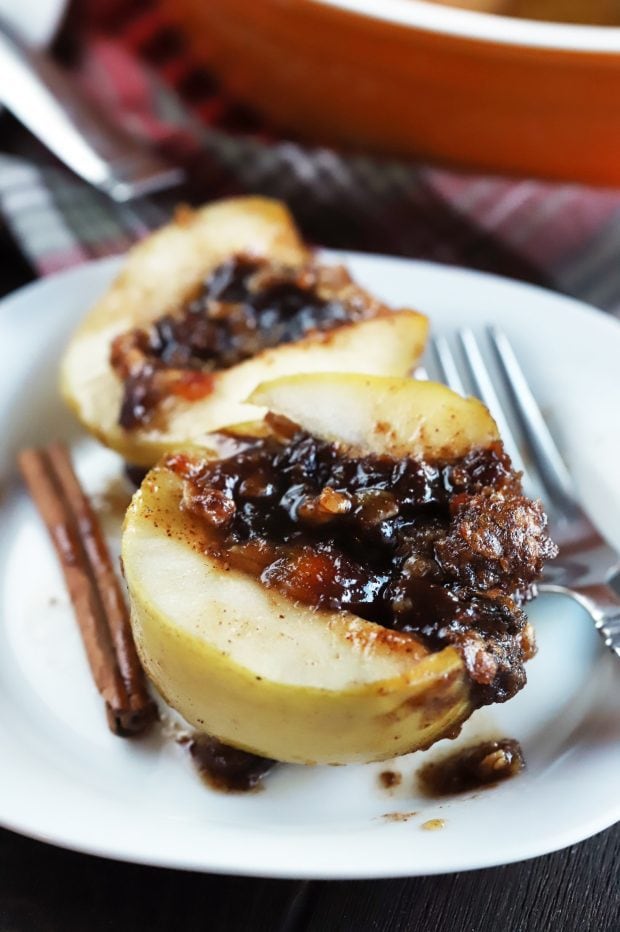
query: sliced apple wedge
60 196 428 466
117 376 557 766
250 372 499 458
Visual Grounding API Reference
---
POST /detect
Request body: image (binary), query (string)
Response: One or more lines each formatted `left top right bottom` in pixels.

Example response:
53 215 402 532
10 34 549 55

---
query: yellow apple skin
123 467 472 765
60 196 428 466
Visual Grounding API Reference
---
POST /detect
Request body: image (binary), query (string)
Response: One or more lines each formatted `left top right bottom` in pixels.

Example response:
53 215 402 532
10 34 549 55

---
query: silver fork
429 326 620 658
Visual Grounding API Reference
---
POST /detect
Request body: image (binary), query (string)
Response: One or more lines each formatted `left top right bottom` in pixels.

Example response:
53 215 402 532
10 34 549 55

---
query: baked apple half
60 197 428 466
122 374 557 765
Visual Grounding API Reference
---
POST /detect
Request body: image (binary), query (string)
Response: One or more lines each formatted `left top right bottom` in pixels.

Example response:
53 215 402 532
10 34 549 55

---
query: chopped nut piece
318 487 353 515
182 485 236 527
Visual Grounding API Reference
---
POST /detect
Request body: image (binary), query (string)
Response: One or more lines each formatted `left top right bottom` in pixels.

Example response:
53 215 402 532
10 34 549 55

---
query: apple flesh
123 375 502 764
60 197 428 466
250 372 499 459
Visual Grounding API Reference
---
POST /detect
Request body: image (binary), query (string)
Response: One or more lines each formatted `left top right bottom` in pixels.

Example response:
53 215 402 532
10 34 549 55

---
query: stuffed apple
121 375 556 765
60 197 428 466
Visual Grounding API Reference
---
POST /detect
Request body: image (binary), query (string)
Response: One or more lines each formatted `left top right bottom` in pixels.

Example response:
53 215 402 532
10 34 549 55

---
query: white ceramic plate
1 253 619 879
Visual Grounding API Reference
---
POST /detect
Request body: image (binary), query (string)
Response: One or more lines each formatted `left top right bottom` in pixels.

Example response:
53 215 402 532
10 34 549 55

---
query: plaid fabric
1 0 620 318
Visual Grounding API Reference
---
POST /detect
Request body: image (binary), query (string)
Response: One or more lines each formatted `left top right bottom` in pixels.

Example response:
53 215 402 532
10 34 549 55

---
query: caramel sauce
418 738 525 797
188 735 276 793
379 770 402 790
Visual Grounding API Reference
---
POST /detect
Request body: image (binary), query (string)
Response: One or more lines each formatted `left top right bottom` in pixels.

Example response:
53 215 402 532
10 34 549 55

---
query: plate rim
1 252 619 879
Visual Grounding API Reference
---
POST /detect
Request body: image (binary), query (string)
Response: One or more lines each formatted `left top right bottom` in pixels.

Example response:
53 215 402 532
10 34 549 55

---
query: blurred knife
0 15 185 204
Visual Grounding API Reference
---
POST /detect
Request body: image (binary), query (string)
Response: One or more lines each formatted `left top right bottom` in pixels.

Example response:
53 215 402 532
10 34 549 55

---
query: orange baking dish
165 0 620 186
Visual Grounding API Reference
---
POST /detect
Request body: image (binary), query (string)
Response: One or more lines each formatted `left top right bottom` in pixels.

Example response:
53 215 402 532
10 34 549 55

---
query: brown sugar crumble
110 255 382 429
166 419 557 708
379 770 402 790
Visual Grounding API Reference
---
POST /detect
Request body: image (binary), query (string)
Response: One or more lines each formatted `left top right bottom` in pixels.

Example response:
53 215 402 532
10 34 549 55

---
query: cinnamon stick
18 445 157 736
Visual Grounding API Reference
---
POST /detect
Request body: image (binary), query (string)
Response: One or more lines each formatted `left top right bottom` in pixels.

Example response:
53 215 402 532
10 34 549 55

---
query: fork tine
139 196 173 228
487 327 578 515
431 335 467 396
115 201 157 240
115 197 172 241
457 329 526 477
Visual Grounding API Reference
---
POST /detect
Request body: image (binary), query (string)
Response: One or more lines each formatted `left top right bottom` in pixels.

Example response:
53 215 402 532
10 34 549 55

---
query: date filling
110 256 381 429
167 417 557 707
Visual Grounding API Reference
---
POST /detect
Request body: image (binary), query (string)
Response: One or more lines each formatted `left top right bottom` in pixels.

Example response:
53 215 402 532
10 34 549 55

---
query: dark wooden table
1 222 619 932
